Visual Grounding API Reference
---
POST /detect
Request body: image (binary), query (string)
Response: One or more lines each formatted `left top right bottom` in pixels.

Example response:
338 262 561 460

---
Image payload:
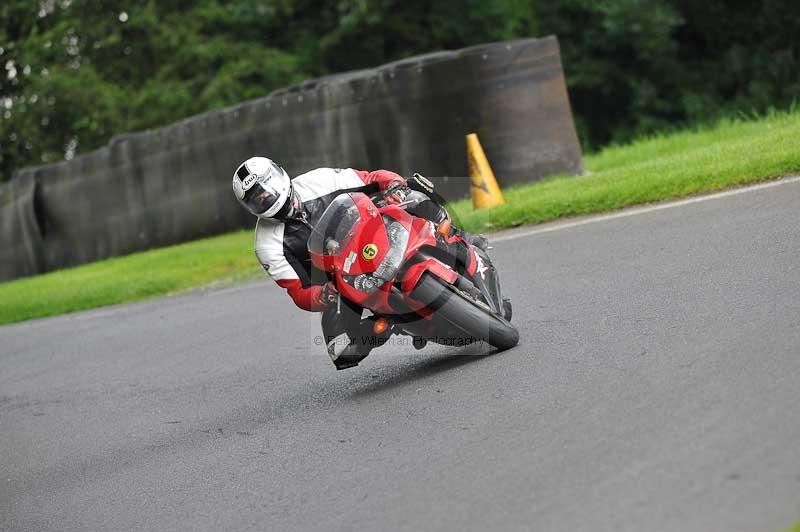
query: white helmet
232 157 294 219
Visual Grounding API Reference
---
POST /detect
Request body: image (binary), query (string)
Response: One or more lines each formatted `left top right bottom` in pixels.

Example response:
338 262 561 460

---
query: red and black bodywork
308 192 518 350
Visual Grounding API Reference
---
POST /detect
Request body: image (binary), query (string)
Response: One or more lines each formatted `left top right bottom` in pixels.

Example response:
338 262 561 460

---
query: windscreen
308 194 362 257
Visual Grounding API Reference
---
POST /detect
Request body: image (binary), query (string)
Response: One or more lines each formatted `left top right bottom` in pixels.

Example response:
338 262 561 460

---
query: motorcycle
307 189 519 359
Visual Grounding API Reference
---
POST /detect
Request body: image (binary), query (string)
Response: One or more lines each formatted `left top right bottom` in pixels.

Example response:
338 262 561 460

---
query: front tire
410 273 519 351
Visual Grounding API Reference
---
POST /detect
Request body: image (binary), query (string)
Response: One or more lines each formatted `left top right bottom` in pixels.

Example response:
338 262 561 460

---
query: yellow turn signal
437 218 452 237
373 317 390 335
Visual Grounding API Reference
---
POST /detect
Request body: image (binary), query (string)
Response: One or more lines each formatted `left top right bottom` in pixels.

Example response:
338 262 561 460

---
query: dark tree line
1 0 798 182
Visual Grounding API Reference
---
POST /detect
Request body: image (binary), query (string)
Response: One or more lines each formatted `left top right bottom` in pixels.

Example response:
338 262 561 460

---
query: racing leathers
255 168 413 310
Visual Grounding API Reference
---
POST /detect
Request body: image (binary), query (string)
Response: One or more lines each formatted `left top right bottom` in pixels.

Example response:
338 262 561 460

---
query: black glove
383 181 409 205
320 281 338 306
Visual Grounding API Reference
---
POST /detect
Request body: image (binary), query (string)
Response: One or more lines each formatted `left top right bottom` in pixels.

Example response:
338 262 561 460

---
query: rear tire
410 273 519 351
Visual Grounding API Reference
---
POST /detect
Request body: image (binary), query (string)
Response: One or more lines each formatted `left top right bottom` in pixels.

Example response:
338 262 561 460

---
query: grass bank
2 110 800 325
1 230 261 324
450 109 800 230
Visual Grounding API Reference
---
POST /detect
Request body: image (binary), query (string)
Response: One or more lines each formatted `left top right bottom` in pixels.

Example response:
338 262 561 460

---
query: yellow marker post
466 133 505 209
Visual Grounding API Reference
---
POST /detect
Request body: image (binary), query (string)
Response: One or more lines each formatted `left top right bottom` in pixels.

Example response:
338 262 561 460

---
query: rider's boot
326 316 392 370
327 334 371 370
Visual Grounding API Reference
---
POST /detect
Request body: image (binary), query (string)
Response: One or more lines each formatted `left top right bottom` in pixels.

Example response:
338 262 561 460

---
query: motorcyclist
232 156 488 370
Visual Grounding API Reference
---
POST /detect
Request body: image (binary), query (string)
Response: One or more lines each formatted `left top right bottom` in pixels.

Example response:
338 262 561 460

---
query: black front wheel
410 273 519 351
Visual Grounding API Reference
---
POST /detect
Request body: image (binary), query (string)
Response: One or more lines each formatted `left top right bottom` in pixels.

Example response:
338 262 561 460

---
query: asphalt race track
2 178 800 532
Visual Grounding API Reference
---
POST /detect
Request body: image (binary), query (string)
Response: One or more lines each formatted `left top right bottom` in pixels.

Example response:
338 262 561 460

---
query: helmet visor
243 180 281 215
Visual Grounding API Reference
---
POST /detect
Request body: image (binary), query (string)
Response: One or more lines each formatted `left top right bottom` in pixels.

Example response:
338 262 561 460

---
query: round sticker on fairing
362 243 378 260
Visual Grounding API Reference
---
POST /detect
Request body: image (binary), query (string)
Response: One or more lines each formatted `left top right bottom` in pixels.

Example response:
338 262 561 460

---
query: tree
2 0 800 181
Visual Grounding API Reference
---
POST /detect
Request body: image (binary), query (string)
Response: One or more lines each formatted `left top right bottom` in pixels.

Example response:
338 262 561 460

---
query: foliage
1 0 800 181
3 108 800 324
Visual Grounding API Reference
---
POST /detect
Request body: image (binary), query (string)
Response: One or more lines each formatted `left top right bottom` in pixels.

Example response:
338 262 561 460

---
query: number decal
362 243 378 260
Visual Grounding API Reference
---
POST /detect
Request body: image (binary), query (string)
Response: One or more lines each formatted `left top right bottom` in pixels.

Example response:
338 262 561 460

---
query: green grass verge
449 108 800 230
2 109 800 325
0 230 262 324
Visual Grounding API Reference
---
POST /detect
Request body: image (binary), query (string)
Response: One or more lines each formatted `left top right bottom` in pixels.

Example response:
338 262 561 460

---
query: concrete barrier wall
0 36 582 282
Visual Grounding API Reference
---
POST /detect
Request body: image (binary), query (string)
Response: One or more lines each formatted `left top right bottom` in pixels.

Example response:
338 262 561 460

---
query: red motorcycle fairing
308 191 519 354
307 192 463 317
399 258 458 294
308 193 390 274
397 258 460 319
